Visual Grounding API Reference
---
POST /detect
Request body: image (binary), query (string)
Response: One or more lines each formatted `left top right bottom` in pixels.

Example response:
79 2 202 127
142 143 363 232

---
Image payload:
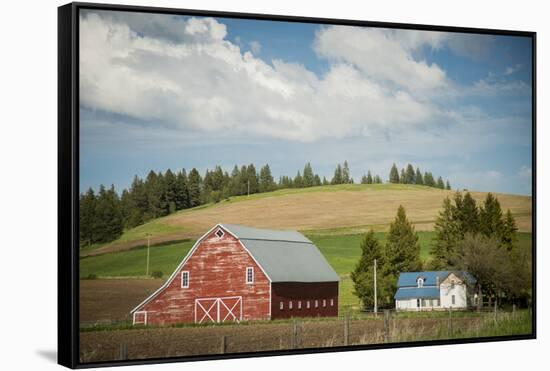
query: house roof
394 287 440 300
397 271 476 287
221 224 339 283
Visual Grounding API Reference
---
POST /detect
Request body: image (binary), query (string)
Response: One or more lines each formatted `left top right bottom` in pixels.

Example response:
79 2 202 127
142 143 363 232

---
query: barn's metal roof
221 224 339 283
394 287 440 299
221 224 312 243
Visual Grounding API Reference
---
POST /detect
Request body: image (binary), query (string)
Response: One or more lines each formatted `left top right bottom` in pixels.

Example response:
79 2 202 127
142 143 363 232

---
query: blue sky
79 10 533 195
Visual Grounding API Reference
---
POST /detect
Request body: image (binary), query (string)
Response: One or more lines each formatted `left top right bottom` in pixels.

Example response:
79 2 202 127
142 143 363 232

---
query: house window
246 267 254 284
306 301 311 309
417 299 421 308
298 301 302 309
280 302 284 310
452 295 456 305
215 229 224 238
289 301 293 310
181 271 189 288
323 299 327 307
417 278 424 288
330 299 334 307
434 299 440 307
422 299 428 307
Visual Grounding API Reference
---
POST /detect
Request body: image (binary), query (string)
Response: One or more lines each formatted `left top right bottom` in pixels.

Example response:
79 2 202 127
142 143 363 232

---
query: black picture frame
58 2 537 368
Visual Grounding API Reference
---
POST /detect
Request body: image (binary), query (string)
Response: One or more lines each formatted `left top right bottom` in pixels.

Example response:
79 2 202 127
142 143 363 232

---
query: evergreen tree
322 176 329 186
259 164 275 192
399 168 406 184
457 192 479 235
501 209 518 251
385 205 422 276
479 193 504 240
431 197 460 269
293 171 303 188
164 169 177 214
415 168 424 185
313 174 322 186
436 176 445 189
405 164 415 184
144 171 163 218
342 161 351 184
175 169 189 210
424 172 435 187
94 185 123 243
446 180 451 190
366 170 373 184
303 162 315 187
79 188 97 246
374 175 382 184
331 164 343 185
351 230 393 309
230 165 241 196
246 164 259 194
360 175 368 184
389 163 399 183
187 168 202 207
127 175 147 228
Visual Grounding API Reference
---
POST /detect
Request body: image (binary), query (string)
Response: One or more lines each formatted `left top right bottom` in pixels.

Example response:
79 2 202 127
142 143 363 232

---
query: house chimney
436 276 440 288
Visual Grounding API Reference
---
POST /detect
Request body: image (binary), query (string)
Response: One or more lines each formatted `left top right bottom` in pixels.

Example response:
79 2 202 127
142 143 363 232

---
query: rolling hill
83 183 532 257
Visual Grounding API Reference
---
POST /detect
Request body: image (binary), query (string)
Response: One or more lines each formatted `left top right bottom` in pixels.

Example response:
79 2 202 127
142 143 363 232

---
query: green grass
80 240 194 278
79 231 532 310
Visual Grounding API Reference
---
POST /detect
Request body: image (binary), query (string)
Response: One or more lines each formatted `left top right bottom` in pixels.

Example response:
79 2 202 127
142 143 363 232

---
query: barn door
195 296 242 324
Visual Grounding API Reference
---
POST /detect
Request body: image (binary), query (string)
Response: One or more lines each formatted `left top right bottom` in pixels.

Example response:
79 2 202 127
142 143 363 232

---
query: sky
79 10 533 195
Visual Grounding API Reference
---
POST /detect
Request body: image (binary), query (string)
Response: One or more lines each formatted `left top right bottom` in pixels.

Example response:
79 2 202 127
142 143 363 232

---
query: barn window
280 301 284 310
452 295 456 305
306 301 310 309
298 301 302 309
246 267 254 284
315 300 319 308
289 301 293 310
417 277 424 288
215 229 224 238
322 299 326 307
181 271 189 288
133 311 147 325
330 299 334 307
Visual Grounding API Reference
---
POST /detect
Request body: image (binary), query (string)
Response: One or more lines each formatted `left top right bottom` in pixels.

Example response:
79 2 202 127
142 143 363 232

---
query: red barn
130 224 339 325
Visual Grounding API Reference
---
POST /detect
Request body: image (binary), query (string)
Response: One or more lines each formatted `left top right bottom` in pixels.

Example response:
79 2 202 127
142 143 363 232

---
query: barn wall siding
271 282 339 319
139 228 271 325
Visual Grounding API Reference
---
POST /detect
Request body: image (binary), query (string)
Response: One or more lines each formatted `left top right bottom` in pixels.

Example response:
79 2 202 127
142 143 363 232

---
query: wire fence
79 305 530 363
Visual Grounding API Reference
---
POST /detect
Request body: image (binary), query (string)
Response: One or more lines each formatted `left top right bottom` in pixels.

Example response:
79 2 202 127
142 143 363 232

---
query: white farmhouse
394 271 479 311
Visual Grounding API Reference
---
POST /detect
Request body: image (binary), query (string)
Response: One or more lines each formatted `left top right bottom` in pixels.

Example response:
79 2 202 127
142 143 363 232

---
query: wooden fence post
383 310 390 343
343 311 350 346
220 335 227 354
448 308 453 336
493 300 498 325
119 343 128 361
512 304 517 319
291 318 299 349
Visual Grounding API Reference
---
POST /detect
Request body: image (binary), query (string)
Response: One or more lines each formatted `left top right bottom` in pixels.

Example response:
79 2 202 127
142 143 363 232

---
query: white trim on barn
130 224 273 314
133 310 148 325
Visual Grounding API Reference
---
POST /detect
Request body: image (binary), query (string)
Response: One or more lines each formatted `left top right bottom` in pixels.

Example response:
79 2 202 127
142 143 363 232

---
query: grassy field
79 309 532 362
84 184 532 256
80 231 532 314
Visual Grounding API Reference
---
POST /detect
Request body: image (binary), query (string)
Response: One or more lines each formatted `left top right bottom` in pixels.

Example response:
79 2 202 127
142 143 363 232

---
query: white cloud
505 64 522 75
249 40 261 55
313 26 449 96
80 12 450 143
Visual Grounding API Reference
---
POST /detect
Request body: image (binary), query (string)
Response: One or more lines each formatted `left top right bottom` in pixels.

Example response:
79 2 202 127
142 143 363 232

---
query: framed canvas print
58 2 536 368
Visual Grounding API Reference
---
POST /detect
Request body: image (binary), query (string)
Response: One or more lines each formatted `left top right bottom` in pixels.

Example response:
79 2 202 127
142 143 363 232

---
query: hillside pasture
84 184 532 256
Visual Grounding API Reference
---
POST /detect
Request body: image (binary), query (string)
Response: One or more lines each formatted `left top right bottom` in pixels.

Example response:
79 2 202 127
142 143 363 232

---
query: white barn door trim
195 296 243 324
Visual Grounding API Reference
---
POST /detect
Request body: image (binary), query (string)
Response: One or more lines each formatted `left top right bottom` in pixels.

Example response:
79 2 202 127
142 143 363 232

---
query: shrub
151 270 163 279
